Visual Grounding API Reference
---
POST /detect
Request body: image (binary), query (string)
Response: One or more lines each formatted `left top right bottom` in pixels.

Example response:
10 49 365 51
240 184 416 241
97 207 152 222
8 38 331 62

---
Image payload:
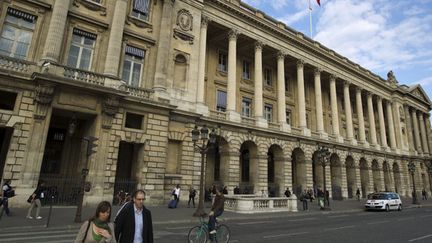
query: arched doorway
205 136 229 190
345 156 356 198
359 158 369 198
268 144 284 197
292 148 306 197
372 160 381 192
382 161 391 191
392 163 401 194
239 141 258 194
330 153 342 200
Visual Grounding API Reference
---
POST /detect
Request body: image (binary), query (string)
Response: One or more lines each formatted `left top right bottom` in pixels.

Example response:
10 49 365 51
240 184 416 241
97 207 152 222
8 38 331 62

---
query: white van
364 192 402 211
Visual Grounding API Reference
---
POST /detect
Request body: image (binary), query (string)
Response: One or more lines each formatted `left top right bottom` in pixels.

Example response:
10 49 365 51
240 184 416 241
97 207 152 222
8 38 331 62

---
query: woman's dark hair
91 201 112 222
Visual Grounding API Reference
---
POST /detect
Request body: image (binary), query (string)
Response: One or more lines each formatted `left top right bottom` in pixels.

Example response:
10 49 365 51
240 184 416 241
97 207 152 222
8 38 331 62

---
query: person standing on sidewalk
188 186 196 208
300 189 309 211
422 189 427 200
115 189 153 243
26 181 46 220
173 184 180 204
1 180 13 216
75 201 116 243
356 188 361 201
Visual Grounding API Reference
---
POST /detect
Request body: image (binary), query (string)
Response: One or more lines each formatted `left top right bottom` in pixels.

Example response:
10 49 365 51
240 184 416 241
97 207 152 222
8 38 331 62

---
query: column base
255 117 268 128
347 138 357 146
360 140 369 148
153 89 171 104
279 122 291 133
227 110 241 123
196 103 210 117
300 127 311 136
318 131 328 140
372 144 380 150
334 135 344 143
384 146 391 152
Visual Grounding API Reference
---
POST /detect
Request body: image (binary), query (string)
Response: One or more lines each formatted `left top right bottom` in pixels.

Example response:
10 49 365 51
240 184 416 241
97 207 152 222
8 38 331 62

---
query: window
67 29 96 71
122 45 145 87
241 98 252 117
264 68 272 86
218 51 227 72
132 0 150 21
264 104 273 122
0 90 17 111
286 109 292 125
0 8 37 59
125 112 143 129
216 90 227 112
242 60 251 79
284 76 289 91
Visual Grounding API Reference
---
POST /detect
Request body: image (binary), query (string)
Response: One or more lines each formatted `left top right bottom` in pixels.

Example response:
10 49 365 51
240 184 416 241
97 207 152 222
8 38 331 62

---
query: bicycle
188 216 230 243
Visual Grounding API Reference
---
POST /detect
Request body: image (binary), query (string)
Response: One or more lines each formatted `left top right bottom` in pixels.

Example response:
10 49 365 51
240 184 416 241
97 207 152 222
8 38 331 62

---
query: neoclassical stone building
0 0 431 206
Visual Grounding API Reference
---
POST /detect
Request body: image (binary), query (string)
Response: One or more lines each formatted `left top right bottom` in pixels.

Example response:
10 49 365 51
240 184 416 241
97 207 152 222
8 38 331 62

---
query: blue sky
242 0 432 101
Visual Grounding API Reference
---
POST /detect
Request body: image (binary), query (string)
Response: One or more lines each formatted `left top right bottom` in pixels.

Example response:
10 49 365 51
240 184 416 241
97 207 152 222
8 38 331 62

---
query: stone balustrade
63 66 105 86
242 116 255 125
224 195 298 214
124 85 154 100
0 55 32 73
209 110 227 120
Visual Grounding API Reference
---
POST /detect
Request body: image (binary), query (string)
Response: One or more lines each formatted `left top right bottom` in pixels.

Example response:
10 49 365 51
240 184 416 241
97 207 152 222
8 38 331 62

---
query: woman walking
75 201 116 243
26 181 46 219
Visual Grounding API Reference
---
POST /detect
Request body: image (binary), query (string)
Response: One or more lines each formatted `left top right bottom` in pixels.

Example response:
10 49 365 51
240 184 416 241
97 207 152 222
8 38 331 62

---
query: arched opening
291 148 306 197
392 163 402 194
268 144 284 197
345 156 356 198
359 158 369 198
239 141 258 194
330 153 343 200
372 160 381 192
382 161 391 191
205 136 229 190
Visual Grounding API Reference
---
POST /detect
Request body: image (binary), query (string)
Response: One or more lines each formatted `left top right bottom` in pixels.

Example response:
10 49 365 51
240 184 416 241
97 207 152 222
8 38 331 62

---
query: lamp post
317 146 331 209
191 125 217 217
425 161 432 200
408 161 418 205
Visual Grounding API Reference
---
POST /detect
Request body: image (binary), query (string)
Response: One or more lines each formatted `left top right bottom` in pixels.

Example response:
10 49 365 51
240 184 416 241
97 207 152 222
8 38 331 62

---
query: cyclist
208 185 225 237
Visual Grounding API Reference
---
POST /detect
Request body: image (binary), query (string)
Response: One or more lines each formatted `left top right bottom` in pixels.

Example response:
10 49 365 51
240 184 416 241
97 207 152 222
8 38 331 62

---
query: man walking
115 189 153 243
300 189 309 211
356 188 361 201
188 186 196 208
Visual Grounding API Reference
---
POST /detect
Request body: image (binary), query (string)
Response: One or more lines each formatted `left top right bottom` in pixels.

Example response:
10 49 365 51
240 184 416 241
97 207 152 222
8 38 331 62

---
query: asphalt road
156 207 432 243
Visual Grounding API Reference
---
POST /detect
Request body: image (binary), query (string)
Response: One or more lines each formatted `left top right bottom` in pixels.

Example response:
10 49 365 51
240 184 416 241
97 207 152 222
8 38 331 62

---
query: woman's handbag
27 195 33 203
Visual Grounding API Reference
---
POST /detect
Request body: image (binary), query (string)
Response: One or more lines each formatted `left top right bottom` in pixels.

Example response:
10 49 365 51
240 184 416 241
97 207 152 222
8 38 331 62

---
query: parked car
365 192 402 211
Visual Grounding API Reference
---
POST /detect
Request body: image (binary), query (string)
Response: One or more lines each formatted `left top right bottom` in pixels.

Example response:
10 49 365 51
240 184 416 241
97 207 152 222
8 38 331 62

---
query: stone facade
0 0 431 207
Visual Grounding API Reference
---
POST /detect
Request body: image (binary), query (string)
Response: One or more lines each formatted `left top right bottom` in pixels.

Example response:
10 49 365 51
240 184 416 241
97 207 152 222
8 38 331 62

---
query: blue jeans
208 210 223 232
0 197 9 215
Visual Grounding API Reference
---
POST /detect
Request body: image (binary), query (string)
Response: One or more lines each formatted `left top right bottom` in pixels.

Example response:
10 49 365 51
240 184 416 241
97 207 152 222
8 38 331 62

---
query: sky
242 0 432 101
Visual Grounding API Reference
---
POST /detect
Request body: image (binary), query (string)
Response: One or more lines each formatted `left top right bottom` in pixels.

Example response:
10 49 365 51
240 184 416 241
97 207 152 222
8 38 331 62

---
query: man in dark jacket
115 189 153 243
208 185 225 237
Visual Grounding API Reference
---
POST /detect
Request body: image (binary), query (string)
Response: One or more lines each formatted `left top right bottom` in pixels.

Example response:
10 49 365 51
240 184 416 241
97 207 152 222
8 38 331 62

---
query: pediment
408 85 431 105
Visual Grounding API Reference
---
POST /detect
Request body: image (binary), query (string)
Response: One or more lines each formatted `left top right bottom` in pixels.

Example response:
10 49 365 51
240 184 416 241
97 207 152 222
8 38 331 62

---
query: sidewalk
0 197 431 230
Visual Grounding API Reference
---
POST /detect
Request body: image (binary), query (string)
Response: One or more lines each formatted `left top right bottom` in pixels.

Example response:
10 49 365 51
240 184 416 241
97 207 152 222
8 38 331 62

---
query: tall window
286 109 292 125
122 45 145 87
241 98 252 117
264 104 273 122
242 60 251 79
0 8 37 59
218 51 227 72
216 90 227 112
132 0 150 21
264 68 272 86
67 29 96 71
240 149 250 182
284 76 289 91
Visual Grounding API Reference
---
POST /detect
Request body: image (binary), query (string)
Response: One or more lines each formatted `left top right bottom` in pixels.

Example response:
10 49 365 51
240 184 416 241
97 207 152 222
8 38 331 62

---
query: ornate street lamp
408 161 418 205
425 161 432 197
317 146 331 209
191 125 217 217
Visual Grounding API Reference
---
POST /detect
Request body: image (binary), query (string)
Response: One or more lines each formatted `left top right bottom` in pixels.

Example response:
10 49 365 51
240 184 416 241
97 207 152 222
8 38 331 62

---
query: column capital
163 0 175 6
377 96 383 102
201 16 210 28
365 90 374 98
254 41 264 51
355 87 362 93
314 67 322 76
296 59 304 68
343 80 351 87
277 51 286 60
330 74 337 81
228 29 239 41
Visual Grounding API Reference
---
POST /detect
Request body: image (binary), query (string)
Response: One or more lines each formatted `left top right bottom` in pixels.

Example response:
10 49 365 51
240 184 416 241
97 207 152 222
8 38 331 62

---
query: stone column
277 52 290 132
196 16 209 115
297 60 310 136
314 68 327 139
226 30 241 122
41 0 71 63
377 97 388 149
412 109 422 153
256 155 269 193
354 160 362 194
386 101 397 151
254 41 267 128
426 115 432 153
153 0 175 93
330 75 343 143
103 0 128 77
356 88 367 146
226 150 241 192
419 112 429 154
344 81 355 145
392 102 404 151
367 93 378 149
405 106 415 152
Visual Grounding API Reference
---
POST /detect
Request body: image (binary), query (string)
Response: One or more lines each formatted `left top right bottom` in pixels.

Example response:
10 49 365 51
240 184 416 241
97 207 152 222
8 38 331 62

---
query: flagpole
308 0 313 39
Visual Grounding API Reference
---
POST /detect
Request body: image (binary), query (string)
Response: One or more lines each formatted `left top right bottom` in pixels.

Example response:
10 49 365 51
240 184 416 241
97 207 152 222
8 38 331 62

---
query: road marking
367 220 389 225
0 233 77 242
263 231 309 239
237 220 272 225
328 214 349 218
408 234 432 242
288 217 316 222
0 229 78 237
324 225 355 231
165 226 193 230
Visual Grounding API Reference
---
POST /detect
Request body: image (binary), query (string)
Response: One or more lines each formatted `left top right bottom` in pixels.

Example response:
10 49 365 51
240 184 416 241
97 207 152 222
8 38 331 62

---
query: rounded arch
345 156 356 198
268 144 284 197
371 160 381 192
330 153 343 200
291 147 306 197
239 140 258 194
359 158 369 198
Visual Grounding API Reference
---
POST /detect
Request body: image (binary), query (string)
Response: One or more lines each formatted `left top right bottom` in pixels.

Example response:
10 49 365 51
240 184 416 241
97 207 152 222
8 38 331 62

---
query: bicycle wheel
188 225 208 243
215 224 230 243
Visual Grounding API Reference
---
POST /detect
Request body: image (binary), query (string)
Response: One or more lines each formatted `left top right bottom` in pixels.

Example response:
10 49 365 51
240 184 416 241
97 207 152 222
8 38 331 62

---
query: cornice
68 10 109 29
